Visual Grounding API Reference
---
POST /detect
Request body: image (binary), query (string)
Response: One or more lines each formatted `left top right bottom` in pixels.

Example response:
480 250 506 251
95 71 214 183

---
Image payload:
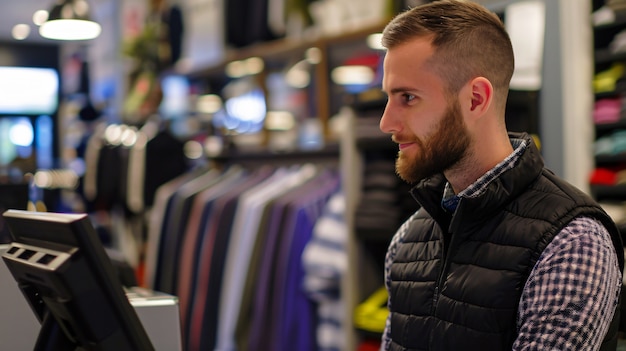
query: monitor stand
34 311 77 351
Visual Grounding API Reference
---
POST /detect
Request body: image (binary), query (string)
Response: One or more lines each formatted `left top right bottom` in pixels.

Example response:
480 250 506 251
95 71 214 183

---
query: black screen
1 209 154 351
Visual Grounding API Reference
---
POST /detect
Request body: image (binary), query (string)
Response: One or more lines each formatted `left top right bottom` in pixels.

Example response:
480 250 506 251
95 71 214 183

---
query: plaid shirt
382 139 622 350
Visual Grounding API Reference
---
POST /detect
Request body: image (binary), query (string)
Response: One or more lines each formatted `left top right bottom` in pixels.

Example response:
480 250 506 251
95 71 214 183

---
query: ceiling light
226 60 246 78
196 94 223 114
305 47 322 64
244 57 264 75
225 57 265 78
12 24 31 40
39 0 101 41
285 60 311 88
265 111 295 131
331 65 375 85
33 10 49 26
367 33 385 50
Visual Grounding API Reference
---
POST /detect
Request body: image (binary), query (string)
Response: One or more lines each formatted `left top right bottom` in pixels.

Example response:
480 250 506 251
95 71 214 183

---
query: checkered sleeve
513 217 622 351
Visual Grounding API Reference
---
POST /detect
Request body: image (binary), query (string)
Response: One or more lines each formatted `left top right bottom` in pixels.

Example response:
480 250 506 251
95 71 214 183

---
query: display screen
160 74 190 119
0 67 58 115
1 210 155 350
213 77 267 134
0 115 54 176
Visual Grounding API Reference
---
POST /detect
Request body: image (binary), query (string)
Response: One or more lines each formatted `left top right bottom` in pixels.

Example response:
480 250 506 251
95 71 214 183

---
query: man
378 1 624 350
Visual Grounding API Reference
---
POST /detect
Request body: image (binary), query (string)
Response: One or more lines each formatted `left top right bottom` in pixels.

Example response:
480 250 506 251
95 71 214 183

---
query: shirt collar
441 137 528 212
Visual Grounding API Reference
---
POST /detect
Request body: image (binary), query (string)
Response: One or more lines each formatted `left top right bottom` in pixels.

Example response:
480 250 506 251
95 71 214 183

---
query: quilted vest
388 133 623 351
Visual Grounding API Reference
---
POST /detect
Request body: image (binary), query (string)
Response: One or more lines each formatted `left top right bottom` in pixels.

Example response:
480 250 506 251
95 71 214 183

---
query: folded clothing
594 63 625 94
594 98 621 124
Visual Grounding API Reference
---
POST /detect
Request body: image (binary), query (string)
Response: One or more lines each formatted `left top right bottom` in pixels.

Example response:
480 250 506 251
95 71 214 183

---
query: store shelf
594 15 626 31
595 90 625 99
592 2 626 204
187 21 388 79
596 120 626 134
591 184 626 201
211 143 340 165
595 48 626 65
595 153 626 165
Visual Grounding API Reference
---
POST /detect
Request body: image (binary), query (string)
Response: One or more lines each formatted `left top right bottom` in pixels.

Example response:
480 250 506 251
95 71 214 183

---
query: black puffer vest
388 133 624 351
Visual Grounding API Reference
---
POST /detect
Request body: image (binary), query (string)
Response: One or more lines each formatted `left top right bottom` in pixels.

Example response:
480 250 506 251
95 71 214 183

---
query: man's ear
468 77 493 114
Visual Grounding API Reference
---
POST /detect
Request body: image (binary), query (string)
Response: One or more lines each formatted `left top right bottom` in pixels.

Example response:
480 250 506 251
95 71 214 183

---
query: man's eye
402 94 416 103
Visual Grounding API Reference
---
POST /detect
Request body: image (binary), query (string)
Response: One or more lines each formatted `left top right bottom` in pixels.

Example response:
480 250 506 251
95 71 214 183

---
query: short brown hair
382 0 514 107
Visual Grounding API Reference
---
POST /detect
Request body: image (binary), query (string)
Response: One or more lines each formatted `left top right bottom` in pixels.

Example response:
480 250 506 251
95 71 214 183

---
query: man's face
380 37 471 184
396 98 471 184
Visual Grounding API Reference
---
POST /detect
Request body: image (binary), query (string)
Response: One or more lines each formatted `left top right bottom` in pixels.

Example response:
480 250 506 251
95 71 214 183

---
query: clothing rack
210 143 340 167
143 158 344 351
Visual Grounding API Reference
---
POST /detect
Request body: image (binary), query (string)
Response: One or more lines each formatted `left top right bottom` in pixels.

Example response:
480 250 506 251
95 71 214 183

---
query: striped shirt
381 139 622 350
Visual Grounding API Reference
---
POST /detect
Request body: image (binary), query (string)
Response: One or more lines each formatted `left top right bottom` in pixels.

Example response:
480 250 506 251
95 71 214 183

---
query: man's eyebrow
384 87 419 95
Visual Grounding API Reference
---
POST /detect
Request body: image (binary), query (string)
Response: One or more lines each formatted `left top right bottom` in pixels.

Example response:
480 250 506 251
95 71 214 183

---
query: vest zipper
428 229 452 347
431 228 454 315
429 204 457 346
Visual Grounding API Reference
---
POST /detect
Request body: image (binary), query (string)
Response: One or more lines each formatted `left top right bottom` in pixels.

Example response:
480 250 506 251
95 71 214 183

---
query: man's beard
395 98 471 184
